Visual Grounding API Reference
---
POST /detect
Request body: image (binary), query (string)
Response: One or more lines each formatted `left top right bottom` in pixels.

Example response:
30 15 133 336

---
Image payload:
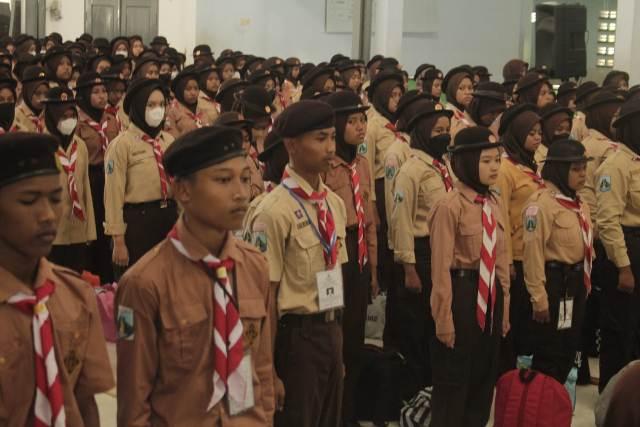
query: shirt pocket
240 298 267 353
458 220 482 255
0 333 29 418
293 228 324 278
55 308 91 384
160 303 209 372
628 178 640 210
553 213 579 247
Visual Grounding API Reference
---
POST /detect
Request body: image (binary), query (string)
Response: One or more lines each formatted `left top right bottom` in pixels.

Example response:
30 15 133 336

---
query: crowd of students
0 30 638 427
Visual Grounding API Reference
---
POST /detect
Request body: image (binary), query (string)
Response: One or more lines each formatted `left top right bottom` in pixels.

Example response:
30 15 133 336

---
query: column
614 0 640 82
371 0 404 59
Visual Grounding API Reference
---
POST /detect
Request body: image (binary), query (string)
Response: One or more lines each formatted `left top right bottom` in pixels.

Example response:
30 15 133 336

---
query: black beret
150 36 168 46
274 100 335 138
396 90 431 118
42 86 76 105
75 71 106 90
258 130 285 162
575 81 600 103
442 65 474 93
406 101 453 132
264 56 285 70
0 133 59 188
613 99 640 128
449 126 501 155
323 90 369 115
514 72 548 94
585 90 624 111
92 38 110 49
163 126 245 178
543 138 592 163
123 78 168 115
193 44 213 57
498 103 538 136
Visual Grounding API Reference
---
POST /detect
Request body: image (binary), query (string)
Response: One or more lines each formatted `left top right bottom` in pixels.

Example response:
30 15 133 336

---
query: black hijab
541 160 574 198
76 76 105 123
502 110 540 172
410 113 447 161
45 102 77 149
0 101 15 130
372 79 402 123
174 75 198 114
128 80 167 138
199 68 220 100
452 149 489 195
23 80 48 115
618 119 640 156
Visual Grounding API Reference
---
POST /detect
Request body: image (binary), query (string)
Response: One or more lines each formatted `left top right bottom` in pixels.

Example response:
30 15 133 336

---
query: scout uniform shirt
571 111 588 142
165 99 210 139
363 107 398 182
447 103 476 140
116 216 276 426
248 165 348 316
0 258 114 426
321 154 378 269
76 108 121 166
198 90 220 125
522 182 592 312
13 102 44 133
495 156 545 264
53 135 97 246
595 143 640 268
390 149 451 264
534 144 548 170
116 98 131 131
247 150 265 200
103 123 175 236
428 182 510 335
579 128 619 235
383 133 412 240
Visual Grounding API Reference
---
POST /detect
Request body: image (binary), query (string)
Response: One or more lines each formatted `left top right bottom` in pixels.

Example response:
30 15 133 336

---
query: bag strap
519 368 538 384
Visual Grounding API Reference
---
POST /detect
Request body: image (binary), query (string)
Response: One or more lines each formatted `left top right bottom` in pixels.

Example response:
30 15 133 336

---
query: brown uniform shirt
13 102 43 133
383 136 412 237
390 149 450 264
363 107 398 180
522 183 591 311
321 155 377 268
76 109 121 166
247 154 265 200
197 91 220 125
103 123 175 236
534 144 548 171
428 182 510 335
248 165 348 316
116 216 276 426
165 100 211 139
495 156 544 263
570 111 588 142
53 135 97 245
116 98 130 131
0 259 114 427
595 144 640 267
447 104 476 140
579 129 619 236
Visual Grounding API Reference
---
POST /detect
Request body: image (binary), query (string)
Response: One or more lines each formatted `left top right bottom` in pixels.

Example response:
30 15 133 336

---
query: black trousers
529 262 587 384
499 260 532 375
87 163 113 284
49 243 89 273
395 237 433 391
374 177 393 293
114 201 178 280
341 228 371 422
599 227 640 392
275 315 343 427
430 272 503 427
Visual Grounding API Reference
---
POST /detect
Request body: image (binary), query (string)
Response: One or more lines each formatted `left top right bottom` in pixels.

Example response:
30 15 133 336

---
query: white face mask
57 118 77 136
145 106 165 127
171 70 178 79
115 50 129 57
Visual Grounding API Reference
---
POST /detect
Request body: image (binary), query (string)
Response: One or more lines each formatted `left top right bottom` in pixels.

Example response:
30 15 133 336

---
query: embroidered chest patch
524 205 539 232
598 175 612 193
358 143 368 155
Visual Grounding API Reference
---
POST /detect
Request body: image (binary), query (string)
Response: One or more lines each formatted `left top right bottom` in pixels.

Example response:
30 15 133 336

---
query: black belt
451 269 478 279
622 225 640 236
124 199 176 210
346 225 359 233
280 310 343 326
546 261 583 272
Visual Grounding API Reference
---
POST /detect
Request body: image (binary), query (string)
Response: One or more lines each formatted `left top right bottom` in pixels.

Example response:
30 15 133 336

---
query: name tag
317 268 345 311
557 298 573 330
228 352 255 415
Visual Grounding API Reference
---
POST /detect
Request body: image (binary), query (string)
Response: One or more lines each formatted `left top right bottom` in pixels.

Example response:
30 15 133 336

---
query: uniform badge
116 305 135 340
524 206 539 232
598 175 612 193
105 159 115 175
244 322 259 347
394 190 405 204
253 230 268 253
295 209 304 219
357 143 368 155
64 350 80 373
242 230 253 243
385 165 397 180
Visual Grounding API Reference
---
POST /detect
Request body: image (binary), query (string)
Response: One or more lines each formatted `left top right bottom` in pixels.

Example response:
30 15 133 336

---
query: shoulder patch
598 175 612 193
524 205 539 232
385 165 397 180
358 143 368 155
105 159 115 175
252 230 268 253
394 189 405 204
116 305 135 340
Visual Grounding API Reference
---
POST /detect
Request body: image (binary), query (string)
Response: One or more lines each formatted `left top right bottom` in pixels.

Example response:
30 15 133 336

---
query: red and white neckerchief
264 181 276 193
505 155 545 188
140 134 169 202
282 169 338 268
29 114 44 133
184 105 204 128
8 280 66 427
475 194 497 332
450 106 472 127
347 161 368 271
432 158 453 192
168 226 246 411
84 118 110 154
57 141 86 221
554 194 593 293
385 122 408 143
104 105 122 133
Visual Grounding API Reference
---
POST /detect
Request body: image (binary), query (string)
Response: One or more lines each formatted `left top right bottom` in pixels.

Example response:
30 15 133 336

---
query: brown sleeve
115 274 160 427
429 196 458 335
255 258 276 420
361 157 377 267
105 114 120 141
79 139 97 241
522 200 550 312
103 137 129 236
494 199 511 313
496 166 515 264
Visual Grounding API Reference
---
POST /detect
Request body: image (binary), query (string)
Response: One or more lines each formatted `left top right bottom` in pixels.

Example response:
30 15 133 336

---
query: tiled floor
97 344 599 426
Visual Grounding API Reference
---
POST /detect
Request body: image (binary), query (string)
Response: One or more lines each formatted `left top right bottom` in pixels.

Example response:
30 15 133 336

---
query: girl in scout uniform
467 82 508 137
443 65 476 139
14 65 49 133
522 139 593 385
165 66 209 138
420 68 443 103
197 63 221 124
514 73 554 110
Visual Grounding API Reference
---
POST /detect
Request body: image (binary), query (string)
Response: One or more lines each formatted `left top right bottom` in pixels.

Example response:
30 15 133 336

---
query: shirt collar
0 258 56 303
284 164 327 194
174 215 242 264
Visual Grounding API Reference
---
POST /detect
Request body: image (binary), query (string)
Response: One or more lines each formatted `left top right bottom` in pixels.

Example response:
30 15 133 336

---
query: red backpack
494 369 572 427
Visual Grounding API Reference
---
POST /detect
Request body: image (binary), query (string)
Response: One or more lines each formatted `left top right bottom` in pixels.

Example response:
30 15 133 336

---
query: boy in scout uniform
595 99 640 391
0 133 114 426
248 100 348 427
116 126 276 426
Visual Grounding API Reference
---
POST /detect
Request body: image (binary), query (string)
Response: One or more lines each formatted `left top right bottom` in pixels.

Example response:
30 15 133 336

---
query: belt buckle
324 310 335 322
160 200 168 209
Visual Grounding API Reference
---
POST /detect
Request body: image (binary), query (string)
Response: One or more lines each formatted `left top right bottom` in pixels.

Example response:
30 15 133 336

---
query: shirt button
0 357 5 365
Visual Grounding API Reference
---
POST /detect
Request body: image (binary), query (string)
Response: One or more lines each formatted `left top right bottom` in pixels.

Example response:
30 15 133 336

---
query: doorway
84 0 158 44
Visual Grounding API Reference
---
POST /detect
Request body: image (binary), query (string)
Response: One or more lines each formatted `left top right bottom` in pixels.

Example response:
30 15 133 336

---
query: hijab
334 110 358 164
174 75 198 113
76 81 105 123
503 110 540 172
45 102 77 149
129 83 167 138
585 103 619 140
199 68 220 100
452 149 489 195
517 80 549 105
44 52 71 86
372 79 402 123
445 72 470 112
23 80 48 115
0 101 15 130
542 111 571 147
541 159 574 198
469 96 506 126
410 113 446 161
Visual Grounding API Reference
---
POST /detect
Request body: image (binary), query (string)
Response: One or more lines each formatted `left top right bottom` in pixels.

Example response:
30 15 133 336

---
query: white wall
158 0 196 56
45 0 84 41
194 0 353 64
